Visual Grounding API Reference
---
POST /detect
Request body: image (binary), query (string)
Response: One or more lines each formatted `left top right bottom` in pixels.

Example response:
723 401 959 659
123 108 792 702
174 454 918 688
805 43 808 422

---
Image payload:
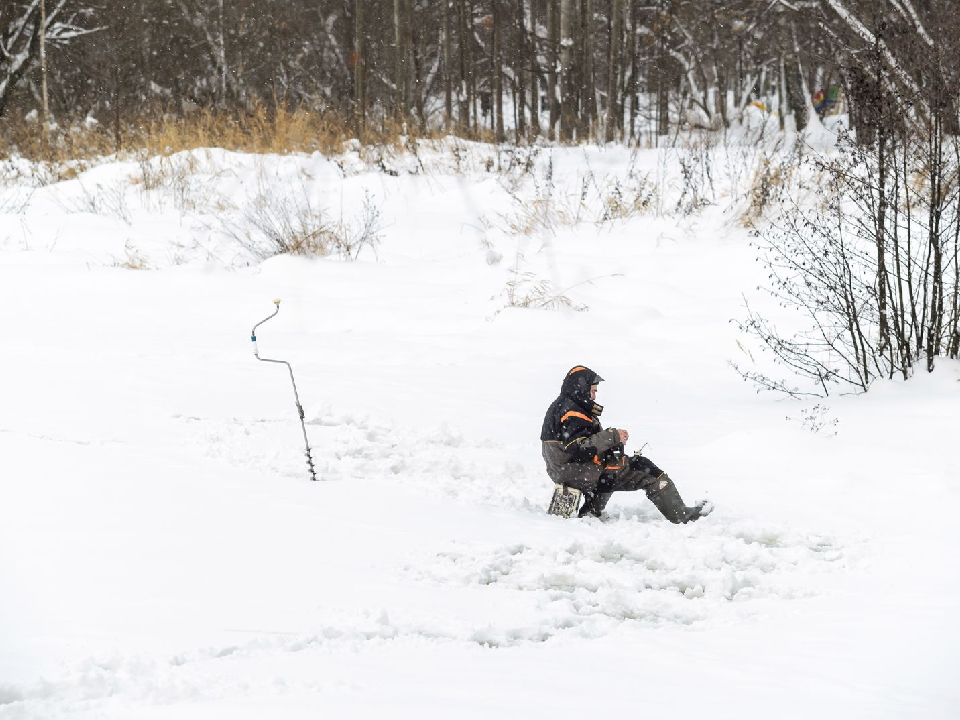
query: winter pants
542 441 671 498
598 454 669 498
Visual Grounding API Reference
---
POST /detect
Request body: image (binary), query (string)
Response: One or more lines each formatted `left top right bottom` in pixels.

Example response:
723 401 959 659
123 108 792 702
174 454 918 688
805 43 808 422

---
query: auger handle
251 299 282 356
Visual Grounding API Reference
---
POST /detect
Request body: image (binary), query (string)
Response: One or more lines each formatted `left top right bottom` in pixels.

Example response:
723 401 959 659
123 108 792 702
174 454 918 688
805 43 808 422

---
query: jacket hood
560 365 604 406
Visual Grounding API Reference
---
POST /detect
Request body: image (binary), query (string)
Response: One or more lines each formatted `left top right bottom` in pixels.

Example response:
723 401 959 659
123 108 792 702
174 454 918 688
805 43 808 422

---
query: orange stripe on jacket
561 411 594 424
592 457 624 470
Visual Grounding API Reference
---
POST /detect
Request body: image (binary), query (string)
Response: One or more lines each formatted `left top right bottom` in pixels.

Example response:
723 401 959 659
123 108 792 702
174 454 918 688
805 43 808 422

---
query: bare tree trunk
951 204 960 357
217 0 227 106
786 57 807 132
394 0 407 120
605 0 622 142
468 0 479 132
777 51 786 131
0 5 41 119
405 0 421 128
106 0 129 152
516 0 527 141
786 24 815 133
889 138 910 377
529 0 540 136
903 130 923 359
353 0 365 134
617 0 631 140
560 0 577 141
712 31 728 129
736 32 744 121
951 138 960 358
548 0 560 139
870 32 892 364
39 0 49 127
656 2 669 137
493 0 504 141
580 0 595 136
627 0 639 141
926 112 945 371
112 43 122 151
443 0 452 132
458 0 471 133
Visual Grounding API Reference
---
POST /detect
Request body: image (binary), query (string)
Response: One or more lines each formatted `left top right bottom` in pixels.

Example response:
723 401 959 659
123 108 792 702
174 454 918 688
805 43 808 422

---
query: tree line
2 0 958 145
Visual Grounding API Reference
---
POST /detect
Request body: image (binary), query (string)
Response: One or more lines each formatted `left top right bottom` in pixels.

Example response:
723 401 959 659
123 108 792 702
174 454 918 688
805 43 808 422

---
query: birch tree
0 0 89 119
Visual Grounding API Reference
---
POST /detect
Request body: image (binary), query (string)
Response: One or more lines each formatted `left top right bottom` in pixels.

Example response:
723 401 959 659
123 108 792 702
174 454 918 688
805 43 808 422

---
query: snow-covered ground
1 136 958 719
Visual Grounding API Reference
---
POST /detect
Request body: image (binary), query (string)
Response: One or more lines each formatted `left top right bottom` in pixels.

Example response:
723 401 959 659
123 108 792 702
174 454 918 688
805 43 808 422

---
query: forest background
2 0 957 150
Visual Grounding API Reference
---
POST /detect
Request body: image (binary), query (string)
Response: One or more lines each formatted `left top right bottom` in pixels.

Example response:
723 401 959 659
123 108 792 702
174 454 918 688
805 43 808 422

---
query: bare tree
457 0 471 133
515 0 526 141
528 0 540 136
353 0 366 133
0 0 90 119
559 0 577 140
605 0 622 142
546 0 559 138
493 0 504 141
442 0 452 132
394 0 408 120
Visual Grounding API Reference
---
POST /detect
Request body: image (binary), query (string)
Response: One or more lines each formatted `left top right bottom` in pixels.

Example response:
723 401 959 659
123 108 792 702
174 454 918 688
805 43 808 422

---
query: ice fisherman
540 365 712 522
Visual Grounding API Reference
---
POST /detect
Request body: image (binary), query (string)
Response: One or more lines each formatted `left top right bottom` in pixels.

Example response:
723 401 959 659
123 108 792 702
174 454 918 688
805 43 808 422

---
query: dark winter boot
647 477 712 524
578 491 613 518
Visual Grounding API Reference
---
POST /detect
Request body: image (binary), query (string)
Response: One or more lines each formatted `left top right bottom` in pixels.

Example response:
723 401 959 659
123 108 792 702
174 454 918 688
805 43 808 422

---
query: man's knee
629 454 663 478
601 467 651 493
564 477 602 494
643 474 673 499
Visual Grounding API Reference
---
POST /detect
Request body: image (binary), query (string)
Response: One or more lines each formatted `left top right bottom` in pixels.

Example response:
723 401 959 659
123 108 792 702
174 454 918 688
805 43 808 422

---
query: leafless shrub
503 270 589 312
134 151 170 192
501 184 558 237
224 182 382 261
0 187 34 214
498 151 659 237
241 186 327 257
327 189 384 259
786 404 839 436
675 133 717 215
64 177 133 223
6 160 81 188
739 141 805 225
131 151 223 215
116 240 148 270
498 256 623 315
600 169 656 222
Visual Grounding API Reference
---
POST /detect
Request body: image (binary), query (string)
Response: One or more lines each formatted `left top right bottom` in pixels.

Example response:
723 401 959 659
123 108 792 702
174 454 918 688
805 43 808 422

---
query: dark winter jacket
540 366 623 491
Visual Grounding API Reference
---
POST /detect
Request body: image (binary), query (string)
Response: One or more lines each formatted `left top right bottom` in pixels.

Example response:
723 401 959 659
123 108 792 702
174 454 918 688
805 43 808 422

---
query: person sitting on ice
540 365 712 522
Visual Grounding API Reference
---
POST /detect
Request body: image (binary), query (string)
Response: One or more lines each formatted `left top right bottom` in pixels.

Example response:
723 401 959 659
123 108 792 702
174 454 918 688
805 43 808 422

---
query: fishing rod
251 299 318 481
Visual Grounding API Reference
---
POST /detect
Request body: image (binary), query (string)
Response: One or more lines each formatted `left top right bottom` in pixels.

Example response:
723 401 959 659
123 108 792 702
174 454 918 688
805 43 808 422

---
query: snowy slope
1 140 958 719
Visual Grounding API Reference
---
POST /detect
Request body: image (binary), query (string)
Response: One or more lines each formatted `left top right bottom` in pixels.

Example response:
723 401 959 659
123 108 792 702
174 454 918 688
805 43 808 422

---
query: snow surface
1 138 958 719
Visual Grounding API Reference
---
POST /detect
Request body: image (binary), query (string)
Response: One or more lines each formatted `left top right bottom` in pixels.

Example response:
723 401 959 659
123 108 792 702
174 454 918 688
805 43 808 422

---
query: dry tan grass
741 154 793 225
0 104 458 168
131 105 352 157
